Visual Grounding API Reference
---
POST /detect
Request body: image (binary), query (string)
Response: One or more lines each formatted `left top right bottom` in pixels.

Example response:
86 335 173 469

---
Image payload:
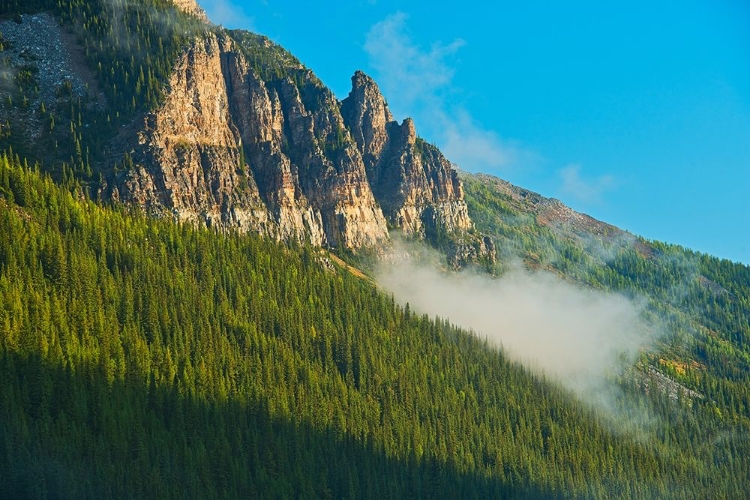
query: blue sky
197 0 750 264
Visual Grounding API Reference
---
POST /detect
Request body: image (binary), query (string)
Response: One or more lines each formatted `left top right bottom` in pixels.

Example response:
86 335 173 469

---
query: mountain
0 0 492 266
0 0 748 498
462 171 750 428
2 139 748 500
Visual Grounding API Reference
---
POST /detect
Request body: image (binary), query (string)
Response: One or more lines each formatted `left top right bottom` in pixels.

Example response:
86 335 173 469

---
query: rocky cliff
115 31 389 249
341 71 472 238
113 28 486 256
0 0 492 261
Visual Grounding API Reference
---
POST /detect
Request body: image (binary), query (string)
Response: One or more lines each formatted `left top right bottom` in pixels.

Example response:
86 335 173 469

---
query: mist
102 0 207 56
376 242 659 405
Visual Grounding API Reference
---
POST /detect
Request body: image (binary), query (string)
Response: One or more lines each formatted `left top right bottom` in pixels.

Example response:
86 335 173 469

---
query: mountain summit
0 0 491 263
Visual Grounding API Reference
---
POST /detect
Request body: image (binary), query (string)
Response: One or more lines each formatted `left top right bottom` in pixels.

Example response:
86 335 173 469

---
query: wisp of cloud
376 242 657 404
364 13 533 174
559 164 616 205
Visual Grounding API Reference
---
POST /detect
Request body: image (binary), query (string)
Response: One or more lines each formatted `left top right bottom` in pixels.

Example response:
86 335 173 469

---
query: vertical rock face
116 32 388 249
340 71 393 174
224 51 325 245
340 71 472 237
119 36 270 233
112 31 488 260
274 77 388 248
118 34 271 235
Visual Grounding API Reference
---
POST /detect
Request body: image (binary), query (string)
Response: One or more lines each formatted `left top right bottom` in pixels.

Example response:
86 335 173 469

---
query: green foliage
463 173 750 431
1 152 749 498
228 29 305 83
413 137 441 164
0 0 208 190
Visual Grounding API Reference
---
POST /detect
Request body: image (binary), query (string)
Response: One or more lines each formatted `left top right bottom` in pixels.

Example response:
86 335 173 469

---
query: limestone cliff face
112 31 489 260
117 34 272 235
116 32 388 249
340 71 472 238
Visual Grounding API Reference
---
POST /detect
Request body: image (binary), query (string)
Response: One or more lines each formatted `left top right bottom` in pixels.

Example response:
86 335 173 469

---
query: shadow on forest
0 352 561 499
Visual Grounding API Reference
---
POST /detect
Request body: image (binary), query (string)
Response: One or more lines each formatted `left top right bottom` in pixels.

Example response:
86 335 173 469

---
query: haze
376 243 657 400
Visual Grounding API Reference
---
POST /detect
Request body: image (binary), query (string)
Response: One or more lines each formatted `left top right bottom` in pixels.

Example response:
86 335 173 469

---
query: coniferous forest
0 0 748 498
1 151 749 499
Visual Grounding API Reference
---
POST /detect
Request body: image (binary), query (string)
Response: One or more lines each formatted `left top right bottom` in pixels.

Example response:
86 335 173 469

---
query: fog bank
376 244 657 400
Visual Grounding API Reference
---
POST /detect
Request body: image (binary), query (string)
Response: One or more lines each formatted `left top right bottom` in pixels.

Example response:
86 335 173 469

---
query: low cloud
376 241 659 411
559 164 616 204
364 13 532 173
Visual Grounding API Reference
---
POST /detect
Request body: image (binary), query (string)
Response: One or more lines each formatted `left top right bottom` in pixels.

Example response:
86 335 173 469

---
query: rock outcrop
171 0 208 21
111 32 489 261
0 5 493 263
340 71 472 238
116 32 388 249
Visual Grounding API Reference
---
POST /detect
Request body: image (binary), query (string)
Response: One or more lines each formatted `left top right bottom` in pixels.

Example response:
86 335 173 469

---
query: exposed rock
446 235 496 270
273 75 388 248
0 13 105 142
638 366 704 404
112 53 494 257
340 70 393 174
1 11 492 261
115 32 388 249
171 0 208 21
340 71 472 238
118 33 271 235
225 52 325 245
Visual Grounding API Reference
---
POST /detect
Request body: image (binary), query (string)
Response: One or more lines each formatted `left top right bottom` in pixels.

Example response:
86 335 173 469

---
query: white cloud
364 13 531 172
440 108 540 172
375 241 659 418
364 13 463 113
559 164 616 204
197 0 255 30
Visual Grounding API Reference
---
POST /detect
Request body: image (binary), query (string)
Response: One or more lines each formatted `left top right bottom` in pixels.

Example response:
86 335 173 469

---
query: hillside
463 172 750 428
2 147 749 499
0 0 748 498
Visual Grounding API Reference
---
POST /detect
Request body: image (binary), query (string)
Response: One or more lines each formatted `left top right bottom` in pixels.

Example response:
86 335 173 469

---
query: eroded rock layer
111 31 489 259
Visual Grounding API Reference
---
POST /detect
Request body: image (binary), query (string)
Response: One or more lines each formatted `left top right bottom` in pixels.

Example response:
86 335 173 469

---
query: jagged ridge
0 0 492 262
113 1 490 257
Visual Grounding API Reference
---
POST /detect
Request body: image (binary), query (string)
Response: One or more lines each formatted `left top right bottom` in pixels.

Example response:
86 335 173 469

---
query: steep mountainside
0 1 749 498
340 71 471 237
2 149 749 499
115 30 389 249
463 172 750 435
0 0 491 261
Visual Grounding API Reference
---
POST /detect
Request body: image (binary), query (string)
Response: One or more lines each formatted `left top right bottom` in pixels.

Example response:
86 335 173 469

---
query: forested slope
2 155 748 498
463 173 750 432
0 0 748 497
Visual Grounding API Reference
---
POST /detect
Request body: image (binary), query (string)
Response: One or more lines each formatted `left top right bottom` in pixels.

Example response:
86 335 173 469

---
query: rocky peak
171 0 208 21
340 70 474 240
0 4 491 265
340 71 393 172
115 31 388 250
395 117 417 145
